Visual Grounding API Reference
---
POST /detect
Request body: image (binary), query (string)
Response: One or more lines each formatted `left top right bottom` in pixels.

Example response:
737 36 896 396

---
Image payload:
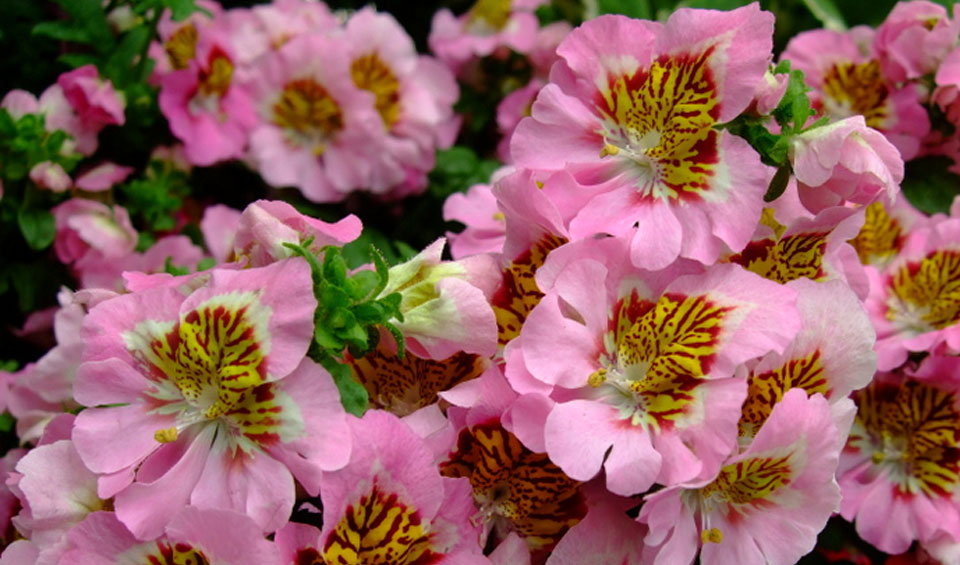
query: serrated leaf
348 270 380 302
314 324 342 350
340 323 369 349
17 207 55 250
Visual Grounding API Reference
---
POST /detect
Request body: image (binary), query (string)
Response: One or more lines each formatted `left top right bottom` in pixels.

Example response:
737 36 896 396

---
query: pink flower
59 508 280 564
222 0 337 70
7 289 92 443
149 0 224 78
429 0 546 74
52 198 138 266
640 389 844 565
200 203 242 264
790 116 904 213
57 65 125 131
738 278 876 442
511 6 776 269
496 80 541 163
232 200 362 268
71 259 350 538
158 31 258 166
28 161 71 192
444 181 507 259
934 46 960 127
751 69 789 115
518 236 802 495
873 1 959 83
8 439 106 555
782 27 930 159
74 234 205 291
73 161 134 191
547 495 647 564
840 356 960 554
381 238 499 359
314 410 487 564
2 83 89 155
342 8 460 197
866 217 960 370
439 370 586 557
724 204 869 297
849 195 930 268
245 33 385 202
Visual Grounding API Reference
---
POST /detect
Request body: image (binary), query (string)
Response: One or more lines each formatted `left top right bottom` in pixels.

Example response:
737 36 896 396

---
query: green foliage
901 156 960 215
284 241 406 416
429 146 500 199
118 158 192 232
800 0 847 30
596 0 652 19
723 61 825 203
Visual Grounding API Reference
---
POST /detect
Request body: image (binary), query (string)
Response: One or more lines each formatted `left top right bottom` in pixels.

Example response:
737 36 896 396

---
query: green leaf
0 413 13 433
595 0 651 19
764 165 793 203
321 356 368 416
103 25 150 87
429 146 500 199
801 0 847 31
348 270 380 302
17 207 55 250
901 156 960 215
32 21 93 44
314 324 342 350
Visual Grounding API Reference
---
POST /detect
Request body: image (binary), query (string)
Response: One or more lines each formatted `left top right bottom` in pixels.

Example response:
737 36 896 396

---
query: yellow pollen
599 143 621 158
492 211 505 221
822 60 889 128
467 0 511 31
701 528 723 544
273 78 344 145
535 181 544 189
588 368 608 387
198 55 233 98
154 427 179 443
164 24 198 70
351 53 401 128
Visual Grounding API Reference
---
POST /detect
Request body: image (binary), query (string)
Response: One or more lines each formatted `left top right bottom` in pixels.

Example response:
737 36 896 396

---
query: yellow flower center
351 53 401 129
493 234 568 344
198 54 233 98
345 344 486 417
467 0 512 33
324 482 435 564
851 379 960 497
273 79 344 154
440 423 584 551
597 50 721 202
739 351 828 438
728 232 829 284
165 23 199 70
699 453 792 504
821 60 890 129
850 201 903 266
887 250 960 332
597 290 732 431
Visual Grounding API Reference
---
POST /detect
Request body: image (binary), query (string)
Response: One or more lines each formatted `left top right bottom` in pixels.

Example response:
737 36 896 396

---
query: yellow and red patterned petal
493 234 568 345
440 422 585 552
323 481 437 565
344 340 486 416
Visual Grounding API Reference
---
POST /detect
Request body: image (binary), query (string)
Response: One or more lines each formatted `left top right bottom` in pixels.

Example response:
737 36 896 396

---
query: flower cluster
5 0 960 563
152 0 460 201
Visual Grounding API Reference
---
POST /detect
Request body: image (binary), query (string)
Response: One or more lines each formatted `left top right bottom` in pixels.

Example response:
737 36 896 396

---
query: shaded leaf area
901 156 960 216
